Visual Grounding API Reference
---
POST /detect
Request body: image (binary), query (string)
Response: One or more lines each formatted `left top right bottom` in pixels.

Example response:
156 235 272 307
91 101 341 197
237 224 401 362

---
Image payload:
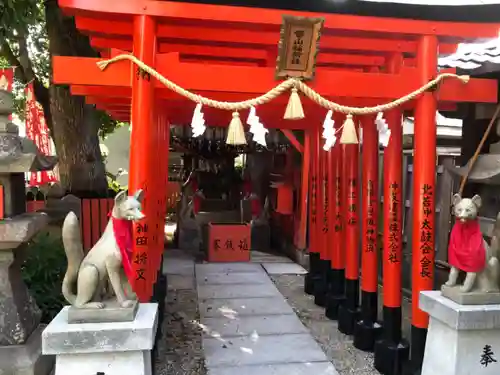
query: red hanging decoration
25 83 57 186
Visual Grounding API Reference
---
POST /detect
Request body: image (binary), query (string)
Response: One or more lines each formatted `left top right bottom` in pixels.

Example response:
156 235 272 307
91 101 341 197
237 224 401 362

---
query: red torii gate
52 1 499 374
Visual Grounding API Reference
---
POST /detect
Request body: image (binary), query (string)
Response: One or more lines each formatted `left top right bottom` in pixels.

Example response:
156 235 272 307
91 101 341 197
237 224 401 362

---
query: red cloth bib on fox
448 219 485 273
111 216 134 282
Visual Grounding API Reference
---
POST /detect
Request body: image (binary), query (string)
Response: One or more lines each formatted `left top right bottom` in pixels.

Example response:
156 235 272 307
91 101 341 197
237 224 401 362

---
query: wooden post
305 129 320 295
314 127 330 307
338 118 361 335
354 114 383 351
298 131 310 251
325 113 346 321
409 35 438 375
129 15 157 302
374 53 410 375
152 108 170 278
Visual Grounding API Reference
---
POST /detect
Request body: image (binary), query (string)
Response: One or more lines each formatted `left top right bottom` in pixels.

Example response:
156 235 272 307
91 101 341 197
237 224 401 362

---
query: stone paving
195 261 337 375
156 249 412 375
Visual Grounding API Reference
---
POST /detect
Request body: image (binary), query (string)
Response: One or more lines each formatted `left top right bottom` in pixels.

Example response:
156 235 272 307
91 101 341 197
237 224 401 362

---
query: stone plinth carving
420 291 500 375
42 303 158 375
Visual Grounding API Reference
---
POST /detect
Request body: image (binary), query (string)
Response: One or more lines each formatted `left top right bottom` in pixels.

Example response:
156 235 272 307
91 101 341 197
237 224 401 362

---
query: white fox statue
444 194 500 293
61 189 145 309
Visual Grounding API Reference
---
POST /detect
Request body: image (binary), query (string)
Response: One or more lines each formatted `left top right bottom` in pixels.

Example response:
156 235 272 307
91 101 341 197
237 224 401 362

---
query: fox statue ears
133 189 145 202
452 193 482 208
115 189 145 203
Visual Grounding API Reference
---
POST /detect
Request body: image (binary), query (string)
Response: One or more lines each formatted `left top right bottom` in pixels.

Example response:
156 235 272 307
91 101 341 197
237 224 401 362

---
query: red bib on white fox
448 219 486 273
112 217 134 283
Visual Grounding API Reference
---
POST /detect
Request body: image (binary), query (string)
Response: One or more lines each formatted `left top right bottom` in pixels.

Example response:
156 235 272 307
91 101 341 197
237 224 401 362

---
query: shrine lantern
274 182 294 215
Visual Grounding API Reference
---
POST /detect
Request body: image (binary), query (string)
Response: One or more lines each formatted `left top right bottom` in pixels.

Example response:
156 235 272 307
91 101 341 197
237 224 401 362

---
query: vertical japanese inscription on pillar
311 175 317 224
347 178 357 226
419 184 434 279
334 177 342 233
366 180 377 253
134 223 149 282
388 183 400 263
323 176 328 234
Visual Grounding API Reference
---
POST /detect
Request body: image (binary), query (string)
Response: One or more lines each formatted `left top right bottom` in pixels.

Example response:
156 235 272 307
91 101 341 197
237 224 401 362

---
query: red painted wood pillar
129 15 157 301
145 106 161 292
325 113 346 320
374 53 410 375
338 117 361 335
354 114 382 351
305 129 320 295
298 131 311 251
154 108 170 278
410 35 438 375
314 126 330 306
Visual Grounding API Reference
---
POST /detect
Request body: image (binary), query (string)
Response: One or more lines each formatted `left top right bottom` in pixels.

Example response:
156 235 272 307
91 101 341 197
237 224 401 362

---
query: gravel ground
154 251 207 375
271 274 412 375
154 287 206 375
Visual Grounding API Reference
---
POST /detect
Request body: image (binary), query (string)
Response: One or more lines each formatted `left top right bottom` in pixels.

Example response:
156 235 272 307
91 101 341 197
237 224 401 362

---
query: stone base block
337 305 360 335
325 293 346 321
0 325 54 375
42 303 158 375
420 291 500 375
353 319 383 352
54 350 152 375
373 337 410 375
67 299 139 324
304 273 319 295
441 285 500 305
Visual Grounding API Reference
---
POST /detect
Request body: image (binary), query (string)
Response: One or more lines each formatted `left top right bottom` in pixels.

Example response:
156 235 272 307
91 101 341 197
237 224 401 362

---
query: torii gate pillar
410 34 438 374
129 15 158 301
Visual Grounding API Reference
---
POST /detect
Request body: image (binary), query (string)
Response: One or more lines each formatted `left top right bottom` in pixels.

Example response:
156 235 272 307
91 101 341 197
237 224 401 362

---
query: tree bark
44 0 107 195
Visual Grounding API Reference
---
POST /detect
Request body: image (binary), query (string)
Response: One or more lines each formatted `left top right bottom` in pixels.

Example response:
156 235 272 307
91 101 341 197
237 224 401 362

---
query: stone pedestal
420 291 500 375
441 285 500 305
42 303 159 375
67 299 139 324
0 213 54 375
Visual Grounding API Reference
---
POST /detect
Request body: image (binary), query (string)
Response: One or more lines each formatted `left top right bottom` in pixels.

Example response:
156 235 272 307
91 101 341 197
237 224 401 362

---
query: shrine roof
56 0 500 123
439 38 500 74
61 0 500 43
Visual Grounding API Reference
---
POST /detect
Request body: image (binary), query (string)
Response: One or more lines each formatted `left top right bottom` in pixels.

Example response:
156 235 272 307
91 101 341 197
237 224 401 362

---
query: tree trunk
44 1 108 195
48 85 108 194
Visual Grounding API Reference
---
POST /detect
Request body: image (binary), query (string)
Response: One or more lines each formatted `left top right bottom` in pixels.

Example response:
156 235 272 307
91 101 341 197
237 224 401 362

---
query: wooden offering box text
208 222 251 262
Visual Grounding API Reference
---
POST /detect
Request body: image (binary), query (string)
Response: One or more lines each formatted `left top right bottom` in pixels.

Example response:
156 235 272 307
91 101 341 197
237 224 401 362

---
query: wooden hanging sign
275 15 324 81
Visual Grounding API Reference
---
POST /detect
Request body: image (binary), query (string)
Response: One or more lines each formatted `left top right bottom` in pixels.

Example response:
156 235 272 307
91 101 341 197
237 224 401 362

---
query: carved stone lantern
0 77 57 375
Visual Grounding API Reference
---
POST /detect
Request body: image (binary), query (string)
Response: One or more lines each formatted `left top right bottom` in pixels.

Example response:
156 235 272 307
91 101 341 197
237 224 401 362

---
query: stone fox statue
445 194 500 293
62 190 145 309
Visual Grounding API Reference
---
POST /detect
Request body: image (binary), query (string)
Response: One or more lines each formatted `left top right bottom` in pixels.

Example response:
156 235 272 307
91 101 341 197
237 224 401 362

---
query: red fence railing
81 198 115 252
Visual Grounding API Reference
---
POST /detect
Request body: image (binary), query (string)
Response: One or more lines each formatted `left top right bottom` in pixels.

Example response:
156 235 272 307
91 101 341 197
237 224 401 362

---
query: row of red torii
51 1 500 374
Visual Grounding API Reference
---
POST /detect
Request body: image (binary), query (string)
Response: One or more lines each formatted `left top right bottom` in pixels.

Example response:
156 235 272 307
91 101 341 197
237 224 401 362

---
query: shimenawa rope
97 53 469 115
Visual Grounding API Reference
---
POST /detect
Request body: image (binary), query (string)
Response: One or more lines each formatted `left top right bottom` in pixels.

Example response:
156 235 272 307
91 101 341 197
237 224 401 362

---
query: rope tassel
226 112 247 145
339 114 358 144
284 87 305 120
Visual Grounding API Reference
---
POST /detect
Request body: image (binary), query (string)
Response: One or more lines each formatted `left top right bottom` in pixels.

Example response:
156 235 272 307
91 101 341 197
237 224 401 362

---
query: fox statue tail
61 212 84 305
